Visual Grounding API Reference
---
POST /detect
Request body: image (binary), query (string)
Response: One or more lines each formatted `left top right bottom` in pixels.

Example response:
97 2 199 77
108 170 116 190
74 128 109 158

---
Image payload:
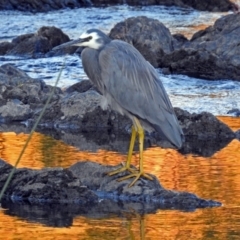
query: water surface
0 3 240 239
0 5 239 115
0 117 239 239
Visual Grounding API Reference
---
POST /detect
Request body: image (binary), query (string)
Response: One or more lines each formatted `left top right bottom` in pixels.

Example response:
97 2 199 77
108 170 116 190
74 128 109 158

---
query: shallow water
0 3 240 239
0 117 240 239
0 5 240 115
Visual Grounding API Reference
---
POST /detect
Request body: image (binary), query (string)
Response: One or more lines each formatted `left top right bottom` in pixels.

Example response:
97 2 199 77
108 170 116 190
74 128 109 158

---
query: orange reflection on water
176 23 211 39
0 116 239 239
218 116 240 131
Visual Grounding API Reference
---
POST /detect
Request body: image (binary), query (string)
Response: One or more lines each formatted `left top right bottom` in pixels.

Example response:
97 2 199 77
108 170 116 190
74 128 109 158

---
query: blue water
0 5 239 115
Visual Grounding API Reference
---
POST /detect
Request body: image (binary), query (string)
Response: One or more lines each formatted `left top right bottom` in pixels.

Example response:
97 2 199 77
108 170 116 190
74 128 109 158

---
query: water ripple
0 6 239 115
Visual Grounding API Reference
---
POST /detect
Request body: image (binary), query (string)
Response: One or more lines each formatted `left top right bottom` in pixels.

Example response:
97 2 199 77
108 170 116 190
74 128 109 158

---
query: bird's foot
107 164 136 176
117 171 153 187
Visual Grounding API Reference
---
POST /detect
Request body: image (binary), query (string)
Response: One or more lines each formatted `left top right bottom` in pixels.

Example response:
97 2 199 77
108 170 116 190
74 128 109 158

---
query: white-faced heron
55 29 184 187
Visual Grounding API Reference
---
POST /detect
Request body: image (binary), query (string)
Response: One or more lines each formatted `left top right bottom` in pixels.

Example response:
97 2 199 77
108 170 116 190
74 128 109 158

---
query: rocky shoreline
0 63 237 152
0 0 237 12
1 13 240 81
0 158 221 211
0 7 239 209
0 60 237 207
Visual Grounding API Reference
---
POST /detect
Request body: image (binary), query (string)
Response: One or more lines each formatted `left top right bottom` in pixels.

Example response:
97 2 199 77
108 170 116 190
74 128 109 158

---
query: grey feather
76 31 184 148
99 40 183 148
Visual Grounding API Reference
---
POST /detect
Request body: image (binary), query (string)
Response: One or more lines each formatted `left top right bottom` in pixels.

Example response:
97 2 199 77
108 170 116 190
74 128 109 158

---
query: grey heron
55 29 184 187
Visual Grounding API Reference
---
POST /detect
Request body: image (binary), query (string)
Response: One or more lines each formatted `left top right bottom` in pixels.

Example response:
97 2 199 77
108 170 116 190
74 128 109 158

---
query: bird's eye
86 36 92 41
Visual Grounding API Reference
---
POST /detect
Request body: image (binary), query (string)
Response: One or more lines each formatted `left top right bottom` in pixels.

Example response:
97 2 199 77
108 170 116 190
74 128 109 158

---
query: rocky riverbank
1 13 240 81
0 158 221 211
0 0 236 12
0 7 239 210
0 64 237 156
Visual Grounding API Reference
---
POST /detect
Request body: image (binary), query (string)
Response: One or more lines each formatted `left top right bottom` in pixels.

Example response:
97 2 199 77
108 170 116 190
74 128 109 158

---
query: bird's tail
152 113 184 149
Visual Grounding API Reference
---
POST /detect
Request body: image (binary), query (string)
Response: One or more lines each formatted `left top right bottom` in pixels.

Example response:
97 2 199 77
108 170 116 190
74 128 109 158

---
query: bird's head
54 29 111 51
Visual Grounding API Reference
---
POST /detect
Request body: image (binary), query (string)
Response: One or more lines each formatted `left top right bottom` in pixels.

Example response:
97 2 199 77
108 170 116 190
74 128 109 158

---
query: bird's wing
81 48 105 94
99 40 183 148
99 40 174 121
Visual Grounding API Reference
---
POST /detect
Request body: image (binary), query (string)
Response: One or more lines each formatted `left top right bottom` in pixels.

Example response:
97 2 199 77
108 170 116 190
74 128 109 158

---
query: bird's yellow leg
107 126 137 176
117 118 153 187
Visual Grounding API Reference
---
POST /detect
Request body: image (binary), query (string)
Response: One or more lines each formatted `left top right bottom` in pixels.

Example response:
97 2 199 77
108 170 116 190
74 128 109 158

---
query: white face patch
76 31 102 49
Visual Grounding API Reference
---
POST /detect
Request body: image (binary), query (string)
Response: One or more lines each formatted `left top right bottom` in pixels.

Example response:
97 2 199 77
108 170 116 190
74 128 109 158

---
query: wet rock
0 0 87 12
0 100 32 122
0 64 236 153
162 13 240 81
175 108 235 139
3 13 240 81
0 26 70 57
0 63 32 85
178 0 235 12
235 130 240 140
37 26 70 49
179 136 233 157
0 159 98 204
65 80 94 94
109 14 240 81
0 158 221 211
109 16 173 67
39 90 102 129
0 64 62 122
0 0 235 12
0 42 14 55
227 108 240 117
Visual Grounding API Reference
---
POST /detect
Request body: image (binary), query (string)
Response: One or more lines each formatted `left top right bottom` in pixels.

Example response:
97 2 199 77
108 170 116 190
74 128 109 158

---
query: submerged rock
0 158 221 211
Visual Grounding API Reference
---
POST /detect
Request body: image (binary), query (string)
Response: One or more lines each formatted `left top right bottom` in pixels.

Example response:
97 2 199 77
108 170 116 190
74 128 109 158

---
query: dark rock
0 158 221 211
227 108 240 117
162 13 240 81
0 122 31 134
161 48 226 79
0 26 70 57
0 0 84 12
38 90 102 129
175 108 235 139
0 64 62 122
235 129 240 140
0 100 32 122
0 0 235 12
179 135 233 157
3 13 240 81
0 41 15 55
0 159 98 204
94 0 236 12
108 14 240 81
0 64 236 155
110 16 173 67
9 34 50 56
65 80 93 94
37 26 70 49
172 33 189 49
0 63 32 85
179 0 235 12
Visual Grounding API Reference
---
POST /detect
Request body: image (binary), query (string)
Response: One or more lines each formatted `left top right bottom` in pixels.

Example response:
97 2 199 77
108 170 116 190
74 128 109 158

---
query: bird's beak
53 37 89 50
